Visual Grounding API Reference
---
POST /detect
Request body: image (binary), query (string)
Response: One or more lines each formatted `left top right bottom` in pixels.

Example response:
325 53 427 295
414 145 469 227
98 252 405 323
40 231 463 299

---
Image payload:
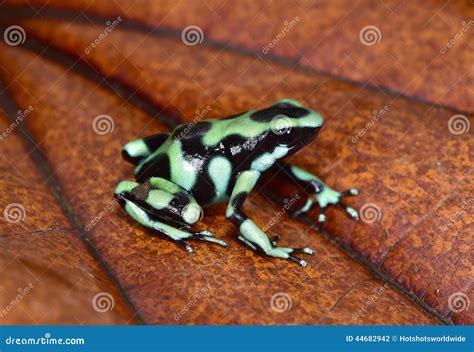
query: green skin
115 99 359 266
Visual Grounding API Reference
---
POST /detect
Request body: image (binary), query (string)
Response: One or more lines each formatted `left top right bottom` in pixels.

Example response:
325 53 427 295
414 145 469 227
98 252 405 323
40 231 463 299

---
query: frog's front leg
226 170 314 266
115 178 228 252
275 162 359 223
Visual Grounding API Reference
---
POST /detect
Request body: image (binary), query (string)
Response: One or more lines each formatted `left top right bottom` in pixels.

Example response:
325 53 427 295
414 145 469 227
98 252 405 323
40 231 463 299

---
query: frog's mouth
294 126 321 150
276 126 321 156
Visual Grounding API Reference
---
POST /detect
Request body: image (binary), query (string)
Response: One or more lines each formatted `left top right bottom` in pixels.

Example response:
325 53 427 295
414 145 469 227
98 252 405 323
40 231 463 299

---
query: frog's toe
316 187 359 223
317 212 327 223
292 247 315 255
341 188 359 197
266 245 314 267
346 206 359 220
287 248 315 267
197 230 214 237
176 240 194 253
205 237 229 248
337 202 359 221
288 256 308 267
190 232 229 248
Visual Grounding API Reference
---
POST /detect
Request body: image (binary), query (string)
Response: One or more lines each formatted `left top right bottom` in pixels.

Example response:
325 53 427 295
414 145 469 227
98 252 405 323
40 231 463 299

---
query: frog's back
134 111 268 205
133 121 222 205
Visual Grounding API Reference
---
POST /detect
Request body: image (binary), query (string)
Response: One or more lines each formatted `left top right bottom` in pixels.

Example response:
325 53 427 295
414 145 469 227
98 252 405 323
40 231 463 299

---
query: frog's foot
183 230 229 252
293 187 359 223
115 179 228 253
333 189 359 220
238 234 314 267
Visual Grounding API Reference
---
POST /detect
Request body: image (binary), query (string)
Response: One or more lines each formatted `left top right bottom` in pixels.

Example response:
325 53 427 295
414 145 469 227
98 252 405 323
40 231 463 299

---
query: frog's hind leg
114 178 228 252
122 133 169 165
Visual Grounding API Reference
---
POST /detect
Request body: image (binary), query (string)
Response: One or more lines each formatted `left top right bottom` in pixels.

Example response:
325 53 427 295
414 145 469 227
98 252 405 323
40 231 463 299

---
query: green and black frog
115 99 359 266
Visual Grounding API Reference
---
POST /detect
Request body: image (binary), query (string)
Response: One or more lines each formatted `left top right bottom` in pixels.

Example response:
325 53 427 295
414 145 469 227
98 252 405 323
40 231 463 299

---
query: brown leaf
0 42 438 325
0 109 138 324
2 0 473 111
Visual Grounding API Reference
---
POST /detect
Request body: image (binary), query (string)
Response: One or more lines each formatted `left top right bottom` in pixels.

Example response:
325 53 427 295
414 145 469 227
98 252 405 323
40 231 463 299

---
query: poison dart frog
115 99 359 266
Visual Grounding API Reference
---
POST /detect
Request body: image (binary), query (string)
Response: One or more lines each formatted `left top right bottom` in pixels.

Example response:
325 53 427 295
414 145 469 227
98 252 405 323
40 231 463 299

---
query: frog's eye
270 115 294 137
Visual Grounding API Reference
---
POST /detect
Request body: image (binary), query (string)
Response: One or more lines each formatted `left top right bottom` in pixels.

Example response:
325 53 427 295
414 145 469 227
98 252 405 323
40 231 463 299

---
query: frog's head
257 99 324 156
